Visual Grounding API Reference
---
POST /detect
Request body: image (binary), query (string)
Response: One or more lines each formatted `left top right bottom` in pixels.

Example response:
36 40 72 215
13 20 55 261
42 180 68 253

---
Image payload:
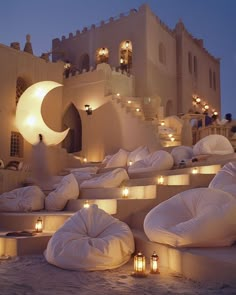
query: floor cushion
45 174 79 211
80 168 129 188
105 149 129 168
209 161 236 197
144 187 236 247
127 146 149 165
193 134 234 156
171 146 194 166
128 150 174 174
0 185 45 212
44 205 134 270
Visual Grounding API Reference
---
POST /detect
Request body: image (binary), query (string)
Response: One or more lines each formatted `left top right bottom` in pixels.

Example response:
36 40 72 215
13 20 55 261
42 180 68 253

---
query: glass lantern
132 252 146 277
35 217 43 233
150 251 160 274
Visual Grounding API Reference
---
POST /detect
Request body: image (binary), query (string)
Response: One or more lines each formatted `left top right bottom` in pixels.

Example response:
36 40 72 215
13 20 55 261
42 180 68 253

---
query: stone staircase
0 161 236 283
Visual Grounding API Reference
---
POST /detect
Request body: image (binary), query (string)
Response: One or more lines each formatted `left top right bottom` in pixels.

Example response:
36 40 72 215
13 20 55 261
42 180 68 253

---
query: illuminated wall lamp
157 176 165 185
85 104 92 115
192 167 199 174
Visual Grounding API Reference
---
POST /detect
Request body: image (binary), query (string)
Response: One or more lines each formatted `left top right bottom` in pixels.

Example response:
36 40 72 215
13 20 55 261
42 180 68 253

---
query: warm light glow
133 252 146 276
213 111 218 116
157 176 164 185
170 137 175 142
122 187 129 198
160 120 165 126
83 200 90 209
15 81 69 145
35 217 43 233
128 100 131 104
204 104 209 110
125 41 130 48
150 252 160 274
129 160 133 166
136 108 140 112
120 58 124 64
192 167 198 174
168 134 173 138
116 93 120 97
196 97 201 103
83 157 88 163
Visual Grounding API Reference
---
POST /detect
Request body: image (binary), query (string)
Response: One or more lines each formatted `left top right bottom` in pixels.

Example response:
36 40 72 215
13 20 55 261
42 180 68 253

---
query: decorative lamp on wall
150 251 160 274
122 187 129 198
132 252 147 277
85 104 93 115
35 217 43 233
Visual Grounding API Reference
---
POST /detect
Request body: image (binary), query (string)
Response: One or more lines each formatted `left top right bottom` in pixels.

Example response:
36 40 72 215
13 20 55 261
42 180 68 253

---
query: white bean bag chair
144 188 236 247
193 134 234 156
128 150 174 174
66 166 99 174
105 149 129 168
45 174 79 211
127 146 149 164
80 168 129 189
44 205 134 270
171 146 194 166
209 161 236 197
0 186 45 212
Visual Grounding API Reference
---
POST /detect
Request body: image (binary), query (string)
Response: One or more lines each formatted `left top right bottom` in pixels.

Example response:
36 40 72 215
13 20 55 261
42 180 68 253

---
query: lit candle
35 217 43 233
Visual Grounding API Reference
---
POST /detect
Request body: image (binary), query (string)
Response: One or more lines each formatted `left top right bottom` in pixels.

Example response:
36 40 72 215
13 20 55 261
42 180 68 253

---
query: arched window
209 68 212 88
193 56 197 77
119 40 132 72
96 47 109 64
158 43 166 65
79 53 90 72
16 77 28 105
188 52 192 73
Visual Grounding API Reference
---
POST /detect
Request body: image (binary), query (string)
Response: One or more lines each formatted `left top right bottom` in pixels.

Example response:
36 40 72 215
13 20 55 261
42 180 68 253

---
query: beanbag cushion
144 188 236 247
44 205 134 270
127 146 149 164
193 134 234 156
128 150 174 174
0 186 45 212
209 161 236 198
105 149 129 168
171 146 194 166
45 174 79 211
80 168 129 188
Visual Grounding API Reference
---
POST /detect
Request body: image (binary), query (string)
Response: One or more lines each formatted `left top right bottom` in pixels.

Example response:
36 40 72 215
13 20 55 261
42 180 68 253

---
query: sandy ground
0 255 236 295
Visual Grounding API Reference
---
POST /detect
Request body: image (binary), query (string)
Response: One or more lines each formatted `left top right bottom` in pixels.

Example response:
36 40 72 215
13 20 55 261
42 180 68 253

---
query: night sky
1 0 235 118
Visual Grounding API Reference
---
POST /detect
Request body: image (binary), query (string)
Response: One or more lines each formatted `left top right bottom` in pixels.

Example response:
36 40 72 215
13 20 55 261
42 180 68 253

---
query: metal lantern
150 251 160 274
132 252 146 277
35 217 43 233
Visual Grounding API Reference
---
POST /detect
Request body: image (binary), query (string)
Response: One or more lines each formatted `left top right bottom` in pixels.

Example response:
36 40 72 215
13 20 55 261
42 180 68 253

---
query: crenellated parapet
52 6 141 44
174 20 220 63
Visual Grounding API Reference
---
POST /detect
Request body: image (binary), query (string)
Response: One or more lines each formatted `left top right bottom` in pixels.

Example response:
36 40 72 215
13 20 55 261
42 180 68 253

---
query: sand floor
0 255 236 295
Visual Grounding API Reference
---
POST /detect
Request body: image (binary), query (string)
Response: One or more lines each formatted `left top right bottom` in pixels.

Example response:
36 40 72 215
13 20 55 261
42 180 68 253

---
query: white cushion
209 161 236 197
144 188 236 247
105 149 129 168
44 205 134 270
66 166 99 174
80 168 129 188
193 135 234 156
171 146 194 166
128 150 174 174
0 186 45 212
127 146 149 164
45 174 79 211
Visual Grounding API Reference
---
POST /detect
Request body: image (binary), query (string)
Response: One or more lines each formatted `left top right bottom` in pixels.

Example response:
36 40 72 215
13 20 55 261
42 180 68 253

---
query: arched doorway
62 104 82 153
165 100 173 117
96 47 109 64
79 53 90 72
119 40 132 73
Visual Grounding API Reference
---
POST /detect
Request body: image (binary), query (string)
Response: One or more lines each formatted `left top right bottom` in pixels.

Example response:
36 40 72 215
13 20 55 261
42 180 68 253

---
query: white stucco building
0 4 221 168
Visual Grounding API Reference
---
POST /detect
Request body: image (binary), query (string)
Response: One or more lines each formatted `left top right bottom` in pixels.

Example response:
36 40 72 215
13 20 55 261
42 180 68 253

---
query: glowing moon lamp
15 81 69 145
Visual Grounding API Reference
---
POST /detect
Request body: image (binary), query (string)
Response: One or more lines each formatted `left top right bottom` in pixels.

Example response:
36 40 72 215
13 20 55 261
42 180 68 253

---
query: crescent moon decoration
15 81 69 145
